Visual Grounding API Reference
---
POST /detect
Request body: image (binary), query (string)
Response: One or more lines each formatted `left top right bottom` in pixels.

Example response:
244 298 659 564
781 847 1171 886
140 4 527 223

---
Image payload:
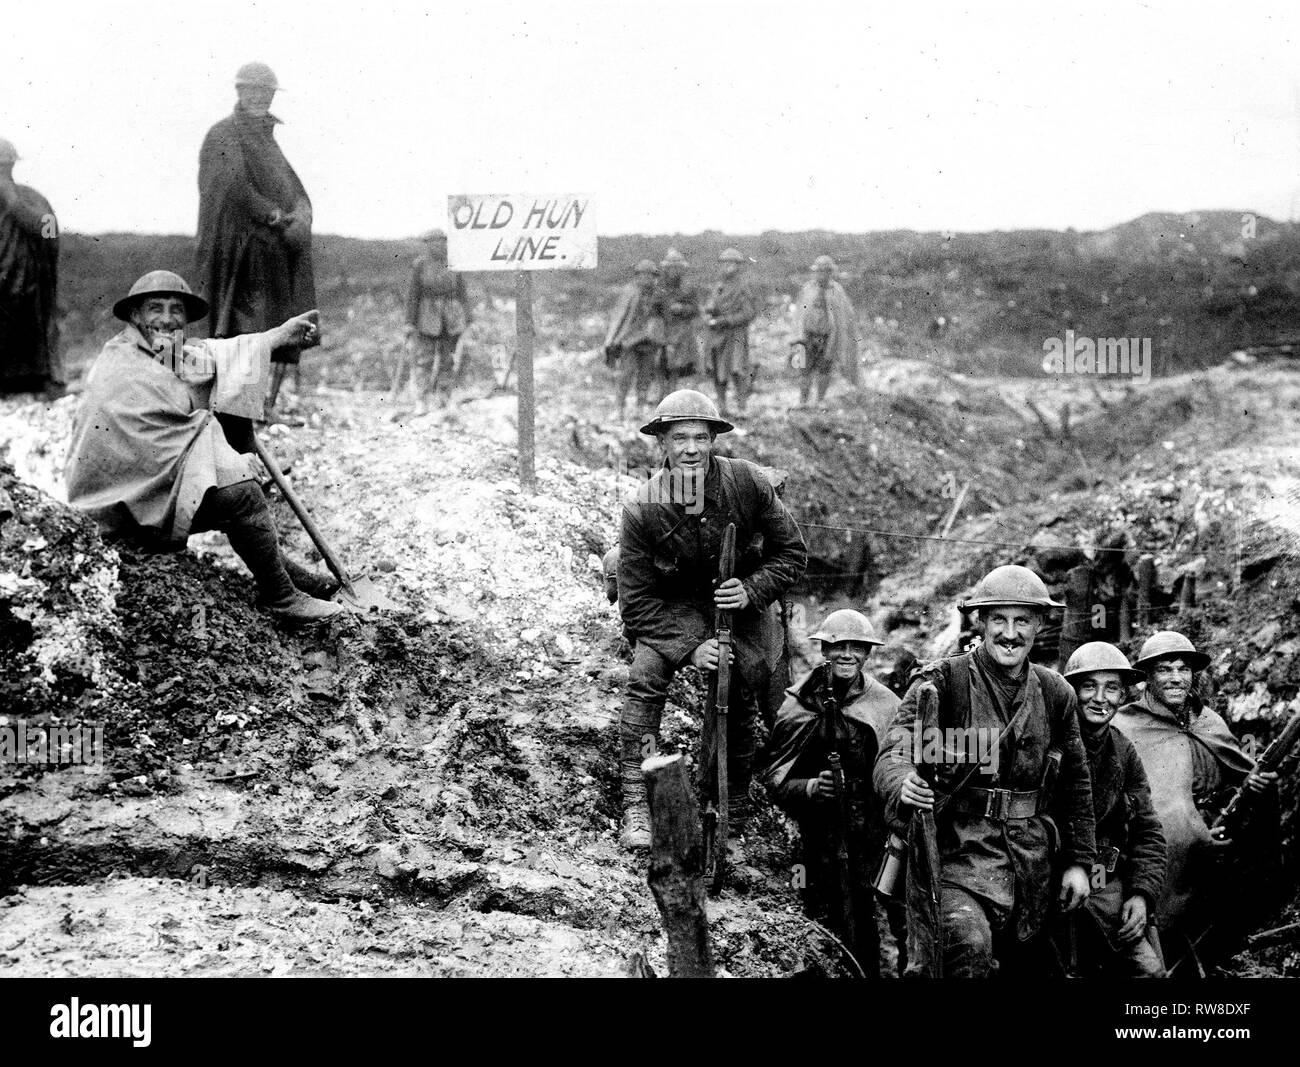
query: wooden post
1136 555 1155 631
515 271 536 493
1179 573 1197 614
1059 564 1092 669
1118 591 1133 643
642 753 713 977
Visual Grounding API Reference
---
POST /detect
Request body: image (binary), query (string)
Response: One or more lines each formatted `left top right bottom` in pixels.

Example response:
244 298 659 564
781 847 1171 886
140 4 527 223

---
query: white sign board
447 193 596 271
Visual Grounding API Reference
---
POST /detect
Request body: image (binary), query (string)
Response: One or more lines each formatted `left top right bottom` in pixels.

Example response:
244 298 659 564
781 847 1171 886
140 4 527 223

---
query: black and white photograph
2 0 1299 1037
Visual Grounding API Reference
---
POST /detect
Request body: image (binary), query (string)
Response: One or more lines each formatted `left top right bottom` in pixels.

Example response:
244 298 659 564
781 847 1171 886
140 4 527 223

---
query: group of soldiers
602 249 863 421
614 388 1280 978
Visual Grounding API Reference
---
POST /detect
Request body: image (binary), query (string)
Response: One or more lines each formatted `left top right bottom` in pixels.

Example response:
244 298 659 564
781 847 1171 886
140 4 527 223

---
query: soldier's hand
805 770 837 801
276 310 321 350
713 578 749 611
899 770 935 812
1117 895 1148 944
1245 769 1278 793
1209 824 1234 848
691 639 732 672
1059 864 1091 912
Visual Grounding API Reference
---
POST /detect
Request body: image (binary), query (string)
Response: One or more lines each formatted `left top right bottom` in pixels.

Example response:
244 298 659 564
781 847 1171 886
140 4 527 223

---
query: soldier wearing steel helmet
762 608 904 975
1050 642 1166 977
873 564 1097 977
791 255 862 408
0 136 62 396
64 270 340 627
603 258 667 419
616 388 806 851
402 229 471 413
655 248 700 385
195 62 316 426
1113 630 1276 965
702 248 761 417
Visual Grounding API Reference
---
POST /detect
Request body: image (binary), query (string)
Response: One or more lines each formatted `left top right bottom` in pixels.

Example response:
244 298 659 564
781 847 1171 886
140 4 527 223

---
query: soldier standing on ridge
195 62 317 434
403 229 471 413
791 255 861 408
702 248 761 418
657 248 700 387
603 259 666 420
0 137 61 396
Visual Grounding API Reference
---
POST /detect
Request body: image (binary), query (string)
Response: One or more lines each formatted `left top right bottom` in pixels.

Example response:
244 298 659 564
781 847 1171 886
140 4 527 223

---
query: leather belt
953 786 1040 821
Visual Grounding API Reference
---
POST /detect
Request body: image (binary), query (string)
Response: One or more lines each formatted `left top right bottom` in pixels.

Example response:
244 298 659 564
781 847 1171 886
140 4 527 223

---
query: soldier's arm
0 185 52 236
740 472 807 609
617 503 709 666
873 675 932 827
1053 685 1098 870
1123 742 1167 908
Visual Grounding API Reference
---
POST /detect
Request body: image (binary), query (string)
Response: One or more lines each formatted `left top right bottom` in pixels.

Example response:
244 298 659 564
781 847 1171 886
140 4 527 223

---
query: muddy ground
3 294 1299 976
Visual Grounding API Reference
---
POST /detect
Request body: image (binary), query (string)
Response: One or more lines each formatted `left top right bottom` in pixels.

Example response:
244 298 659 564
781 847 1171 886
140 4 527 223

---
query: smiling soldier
1113 630 1277 967
874 564 1097 977
616 389 807 852
65 271 340 627
763 609 902 975
1055 642 1166 977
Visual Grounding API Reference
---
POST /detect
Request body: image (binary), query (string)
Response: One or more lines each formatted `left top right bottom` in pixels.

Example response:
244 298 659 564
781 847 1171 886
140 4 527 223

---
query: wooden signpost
447 193 596 492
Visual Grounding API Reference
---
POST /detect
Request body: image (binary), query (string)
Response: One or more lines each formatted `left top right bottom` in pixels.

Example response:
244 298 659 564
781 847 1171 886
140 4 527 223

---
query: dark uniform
1050 721 1166 976
618 455 806 832
657 271 700 380
764 662 903 974
702 277 760 414
406 252 470 397
874 645 1097 976
0 172 59 395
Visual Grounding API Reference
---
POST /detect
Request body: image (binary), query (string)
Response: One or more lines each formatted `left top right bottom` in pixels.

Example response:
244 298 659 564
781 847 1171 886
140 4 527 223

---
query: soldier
65 271 341 627
874 565 1097 977
195 62 316 427
616 389 807 852
403 229 471 413
702 248 761 418
791 255 861 407
1114 630 1278 968
0 137 61 396
603 259 666 419
657 248 700 386
763 609 903 976
1054 642 1167 977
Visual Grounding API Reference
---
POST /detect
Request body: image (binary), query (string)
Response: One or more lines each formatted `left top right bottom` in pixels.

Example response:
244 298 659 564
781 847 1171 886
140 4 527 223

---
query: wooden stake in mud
642 753 714 977
1059 564 1092 669
1136 554 1155 631
515 271 537 493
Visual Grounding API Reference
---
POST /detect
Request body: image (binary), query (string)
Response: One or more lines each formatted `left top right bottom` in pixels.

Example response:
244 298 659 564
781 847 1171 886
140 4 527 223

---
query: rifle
816 669 858 956
1210 706 1300 835
701 522 737 895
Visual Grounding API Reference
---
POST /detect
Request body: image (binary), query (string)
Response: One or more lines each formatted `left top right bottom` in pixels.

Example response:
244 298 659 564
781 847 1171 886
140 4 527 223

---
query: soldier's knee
626 644 674 702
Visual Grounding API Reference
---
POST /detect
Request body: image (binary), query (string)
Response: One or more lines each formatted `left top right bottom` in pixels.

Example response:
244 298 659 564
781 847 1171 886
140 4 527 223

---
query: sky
4 0 1300 239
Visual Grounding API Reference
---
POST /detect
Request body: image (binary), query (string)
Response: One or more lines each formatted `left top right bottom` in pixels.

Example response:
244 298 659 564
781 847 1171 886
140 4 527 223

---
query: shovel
251 433 400 614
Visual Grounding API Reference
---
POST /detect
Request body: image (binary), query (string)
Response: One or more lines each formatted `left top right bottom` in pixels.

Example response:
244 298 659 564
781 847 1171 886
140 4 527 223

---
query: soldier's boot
281 555 341 601
619 802 652 851
209 482 344 628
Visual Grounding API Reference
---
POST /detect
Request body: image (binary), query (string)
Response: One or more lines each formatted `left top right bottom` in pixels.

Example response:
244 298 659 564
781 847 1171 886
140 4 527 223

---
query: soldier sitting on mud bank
616 389 806 852
65 271 341 627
